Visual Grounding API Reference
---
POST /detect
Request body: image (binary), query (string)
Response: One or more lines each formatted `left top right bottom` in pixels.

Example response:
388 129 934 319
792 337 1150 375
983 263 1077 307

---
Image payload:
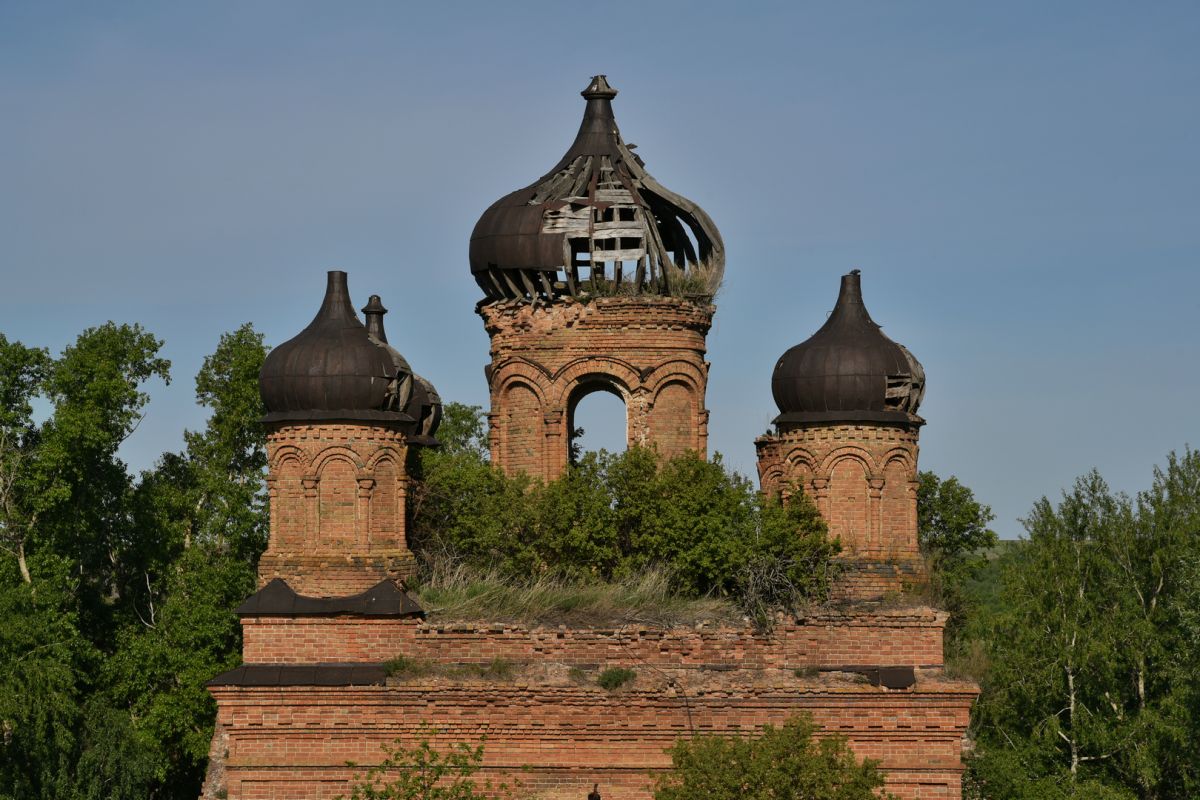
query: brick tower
469 76 724 479
756 270 926 597
255 270 441 596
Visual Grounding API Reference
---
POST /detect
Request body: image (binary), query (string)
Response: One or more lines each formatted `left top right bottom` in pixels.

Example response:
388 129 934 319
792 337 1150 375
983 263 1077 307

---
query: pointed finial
361 294 389 343
581 75 618 100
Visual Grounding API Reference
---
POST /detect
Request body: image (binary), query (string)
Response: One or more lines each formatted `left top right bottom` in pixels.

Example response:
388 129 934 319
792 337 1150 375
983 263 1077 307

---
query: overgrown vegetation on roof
408 404 840 628
412 559 742 628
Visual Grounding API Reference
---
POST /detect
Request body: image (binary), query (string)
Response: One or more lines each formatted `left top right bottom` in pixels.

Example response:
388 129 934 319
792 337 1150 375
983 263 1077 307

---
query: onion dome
260 272 440 439
470 75 724 304
361 293 414 413
771 270 925 426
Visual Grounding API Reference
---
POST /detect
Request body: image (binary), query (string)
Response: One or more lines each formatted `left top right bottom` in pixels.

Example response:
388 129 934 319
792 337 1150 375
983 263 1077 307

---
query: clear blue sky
3 2 1198 538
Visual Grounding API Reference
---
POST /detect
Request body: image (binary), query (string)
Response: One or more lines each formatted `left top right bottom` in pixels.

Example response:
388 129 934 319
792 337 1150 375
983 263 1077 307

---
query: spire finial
361 294 389 343
581 75 618 100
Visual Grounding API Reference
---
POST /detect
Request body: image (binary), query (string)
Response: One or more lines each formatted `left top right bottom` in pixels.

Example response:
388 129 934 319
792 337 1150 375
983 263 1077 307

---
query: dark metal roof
207 663 387 687
236 577 425 618
771 271 924 425
258 275 440 439
470 76 725 304
259 271 409 421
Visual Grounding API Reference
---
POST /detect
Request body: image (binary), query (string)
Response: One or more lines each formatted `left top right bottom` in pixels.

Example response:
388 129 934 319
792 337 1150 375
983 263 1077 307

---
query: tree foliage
916 470 998 640
410 406 839 620
653 713 896 800
0 322 268 800
967 452 1200 799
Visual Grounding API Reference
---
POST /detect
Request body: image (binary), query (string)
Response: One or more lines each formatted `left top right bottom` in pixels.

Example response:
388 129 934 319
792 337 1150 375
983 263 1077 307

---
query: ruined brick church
204 77 976 799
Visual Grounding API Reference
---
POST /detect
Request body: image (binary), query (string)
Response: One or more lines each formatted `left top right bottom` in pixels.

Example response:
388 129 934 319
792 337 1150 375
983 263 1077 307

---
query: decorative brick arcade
481 296 713 480
203 82 976 800
256 422 416 596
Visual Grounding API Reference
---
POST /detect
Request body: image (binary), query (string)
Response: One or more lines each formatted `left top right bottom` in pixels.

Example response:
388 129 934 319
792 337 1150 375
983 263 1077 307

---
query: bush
409 406 839 621
336 725 518 800
653 714 896 800
596 667 636 691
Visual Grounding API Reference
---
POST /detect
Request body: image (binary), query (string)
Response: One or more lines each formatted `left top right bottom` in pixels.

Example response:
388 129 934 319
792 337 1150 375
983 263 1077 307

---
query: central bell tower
469 76 725 480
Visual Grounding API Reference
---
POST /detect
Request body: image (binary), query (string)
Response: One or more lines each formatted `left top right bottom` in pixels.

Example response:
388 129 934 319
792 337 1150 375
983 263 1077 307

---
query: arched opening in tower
568 384 627 464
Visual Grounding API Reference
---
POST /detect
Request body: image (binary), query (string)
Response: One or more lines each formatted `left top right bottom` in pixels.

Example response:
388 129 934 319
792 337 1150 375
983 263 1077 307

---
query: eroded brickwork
757 422 924 598
240 610 949 666
213 607 974 800
213 682 975 800
258 422 416 595
480 297 713 480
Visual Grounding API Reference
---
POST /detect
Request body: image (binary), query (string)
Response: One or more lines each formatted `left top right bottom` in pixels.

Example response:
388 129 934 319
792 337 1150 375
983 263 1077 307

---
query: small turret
771 270 924 427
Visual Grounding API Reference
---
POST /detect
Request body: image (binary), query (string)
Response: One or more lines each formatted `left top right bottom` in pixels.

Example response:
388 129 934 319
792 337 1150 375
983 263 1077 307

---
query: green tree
100 325 269 798
653 714 896 800
0 554 94 800
968 454 1200 799
409 419 839 618
917 471 997 640
0 325 168 800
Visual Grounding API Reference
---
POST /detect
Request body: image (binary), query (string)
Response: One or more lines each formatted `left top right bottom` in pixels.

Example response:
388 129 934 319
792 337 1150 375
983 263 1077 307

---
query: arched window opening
568 385 627 464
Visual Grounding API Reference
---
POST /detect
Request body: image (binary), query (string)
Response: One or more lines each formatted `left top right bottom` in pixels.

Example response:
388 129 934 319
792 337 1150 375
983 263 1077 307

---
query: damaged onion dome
259 271 441 441
470 75 725 303
771 270 925 426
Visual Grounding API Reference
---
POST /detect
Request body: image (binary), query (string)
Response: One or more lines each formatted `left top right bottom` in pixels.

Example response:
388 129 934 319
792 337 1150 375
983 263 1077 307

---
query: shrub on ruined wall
408 403 839 617
654 713 896 800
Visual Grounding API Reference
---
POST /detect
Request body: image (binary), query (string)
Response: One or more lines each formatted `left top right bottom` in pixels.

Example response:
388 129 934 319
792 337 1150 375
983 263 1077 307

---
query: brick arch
760 465 785 496
566 375 631 455
642 359 706 397
269 444 307 472
272 453 307 549
647 379 699 458
497 380 545 478
310 446 367 475
782 448 817 500
490 359 553 402
880 447 916 476
818 446 879 479
368 454 402 552
880 455 917 558
316 454 359 551
826 454 872 554
365 447 404 472
549 356 642 408
480 297 714 481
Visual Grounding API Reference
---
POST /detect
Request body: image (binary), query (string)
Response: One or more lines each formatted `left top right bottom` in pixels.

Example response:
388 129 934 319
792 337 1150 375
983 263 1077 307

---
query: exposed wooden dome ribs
469 76 724 304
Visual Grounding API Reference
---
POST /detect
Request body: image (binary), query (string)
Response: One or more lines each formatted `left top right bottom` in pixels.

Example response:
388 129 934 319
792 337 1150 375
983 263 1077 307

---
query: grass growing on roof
411 558 742 628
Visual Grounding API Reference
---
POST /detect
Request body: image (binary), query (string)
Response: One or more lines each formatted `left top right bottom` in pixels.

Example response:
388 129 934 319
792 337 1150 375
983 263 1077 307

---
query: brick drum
757 421 925 600
258 422 417 596
480 296 713 481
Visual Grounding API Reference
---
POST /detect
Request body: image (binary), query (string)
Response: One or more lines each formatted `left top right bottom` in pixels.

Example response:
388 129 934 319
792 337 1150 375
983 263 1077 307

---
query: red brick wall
481 297 713 480
261 423 414 596
757 422 923 600
241 611 948 668
209 679 977 800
